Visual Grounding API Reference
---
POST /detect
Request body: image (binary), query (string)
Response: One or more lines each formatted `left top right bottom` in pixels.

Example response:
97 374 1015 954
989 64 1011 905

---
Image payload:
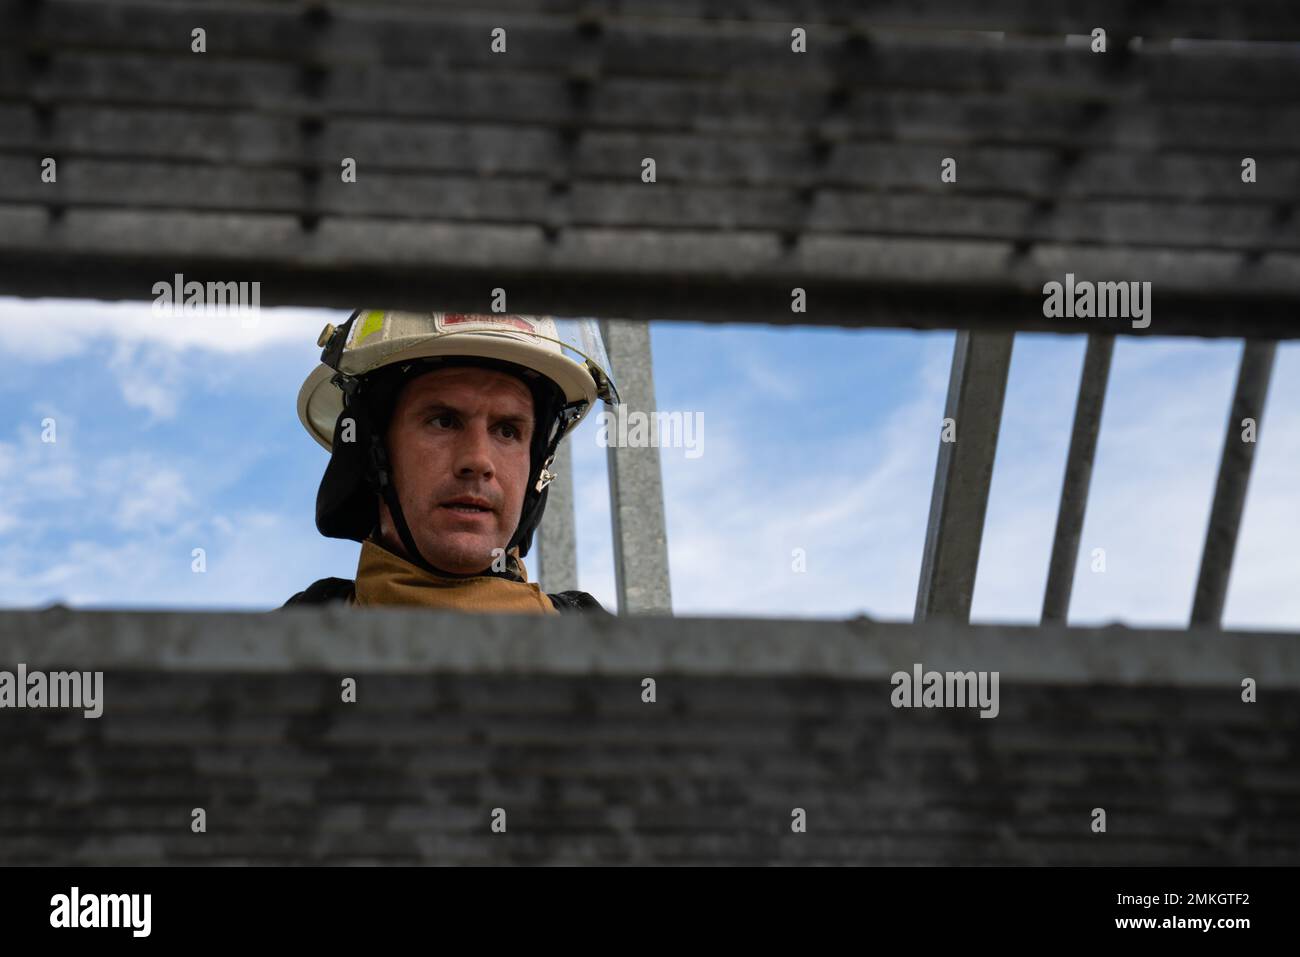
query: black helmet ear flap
316 401 380 541
505 380 576 559
509 483 549 559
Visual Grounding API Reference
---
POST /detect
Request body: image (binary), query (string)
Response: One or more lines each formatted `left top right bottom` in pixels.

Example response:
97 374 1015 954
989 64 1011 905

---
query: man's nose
452 422 495 478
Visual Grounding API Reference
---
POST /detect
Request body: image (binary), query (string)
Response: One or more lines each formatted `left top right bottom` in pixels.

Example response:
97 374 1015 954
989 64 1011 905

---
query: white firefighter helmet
297 309 620 564
298 310 619 451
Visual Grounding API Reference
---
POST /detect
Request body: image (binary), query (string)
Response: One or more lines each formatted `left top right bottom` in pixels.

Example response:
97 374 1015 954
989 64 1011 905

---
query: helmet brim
298 332 600 451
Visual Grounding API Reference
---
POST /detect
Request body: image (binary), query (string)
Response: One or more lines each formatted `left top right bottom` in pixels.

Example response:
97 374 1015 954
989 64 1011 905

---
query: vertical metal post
915 330 1014 623
1191 339 1277 627
601 318 673 615
1042 334 1115 623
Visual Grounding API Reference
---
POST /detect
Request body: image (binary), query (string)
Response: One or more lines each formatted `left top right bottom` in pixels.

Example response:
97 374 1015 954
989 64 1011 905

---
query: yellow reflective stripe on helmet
354 310 386 346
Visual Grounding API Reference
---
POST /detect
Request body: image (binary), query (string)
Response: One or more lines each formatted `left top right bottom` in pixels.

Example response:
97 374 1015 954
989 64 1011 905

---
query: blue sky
1 297 1296 629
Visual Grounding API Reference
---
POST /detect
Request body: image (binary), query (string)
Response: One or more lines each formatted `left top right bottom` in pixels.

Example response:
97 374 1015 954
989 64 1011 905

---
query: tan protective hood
351 539 558 615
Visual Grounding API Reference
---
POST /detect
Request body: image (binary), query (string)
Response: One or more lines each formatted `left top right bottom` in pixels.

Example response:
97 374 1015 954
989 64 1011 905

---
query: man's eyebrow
493 411 533 431
412 399 460 417
413 399 532 429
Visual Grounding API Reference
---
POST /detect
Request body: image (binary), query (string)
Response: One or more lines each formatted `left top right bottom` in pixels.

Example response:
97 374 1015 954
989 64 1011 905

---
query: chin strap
501 399 586 557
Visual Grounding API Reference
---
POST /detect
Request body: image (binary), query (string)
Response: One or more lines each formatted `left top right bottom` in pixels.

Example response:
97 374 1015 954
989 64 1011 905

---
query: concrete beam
1 607 1297 687
5 258 1298 340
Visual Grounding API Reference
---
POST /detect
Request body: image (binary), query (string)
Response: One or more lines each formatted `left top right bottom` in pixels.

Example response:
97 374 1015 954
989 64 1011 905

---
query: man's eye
500 424 520 440
428 413 455 428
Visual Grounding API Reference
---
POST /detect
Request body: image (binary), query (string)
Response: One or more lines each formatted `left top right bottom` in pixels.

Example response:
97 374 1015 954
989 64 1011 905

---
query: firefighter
283 310 618 613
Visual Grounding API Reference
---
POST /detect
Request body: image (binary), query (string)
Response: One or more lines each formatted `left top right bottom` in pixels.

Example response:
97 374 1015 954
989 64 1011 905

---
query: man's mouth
440 497 493 514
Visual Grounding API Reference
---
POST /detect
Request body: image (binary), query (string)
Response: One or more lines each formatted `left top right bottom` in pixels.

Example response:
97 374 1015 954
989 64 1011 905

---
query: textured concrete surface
4 1 1298 335
3 608 1297 685
0 671 1295 865
1 610 1294 864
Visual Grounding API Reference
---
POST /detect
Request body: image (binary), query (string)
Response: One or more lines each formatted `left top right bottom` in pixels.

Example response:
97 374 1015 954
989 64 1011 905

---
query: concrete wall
1 608 1295 864
3 0 1298 336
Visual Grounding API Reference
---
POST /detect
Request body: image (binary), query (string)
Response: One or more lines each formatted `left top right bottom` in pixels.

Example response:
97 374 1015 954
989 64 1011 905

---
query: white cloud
106 340 187 421
658 334 952 620
971 335 1088 623
0 297 339 360
0 411 305 609
733 342 803 402
0 500 357 611
1 297 342 426
1063 339 1241 627
647 330 1299 632
112 462 195 530
971 336 1300 631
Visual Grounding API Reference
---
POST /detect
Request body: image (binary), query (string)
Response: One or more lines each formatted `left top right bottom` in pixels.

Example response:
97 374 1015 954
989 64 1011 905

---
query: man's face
376 366 535 575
